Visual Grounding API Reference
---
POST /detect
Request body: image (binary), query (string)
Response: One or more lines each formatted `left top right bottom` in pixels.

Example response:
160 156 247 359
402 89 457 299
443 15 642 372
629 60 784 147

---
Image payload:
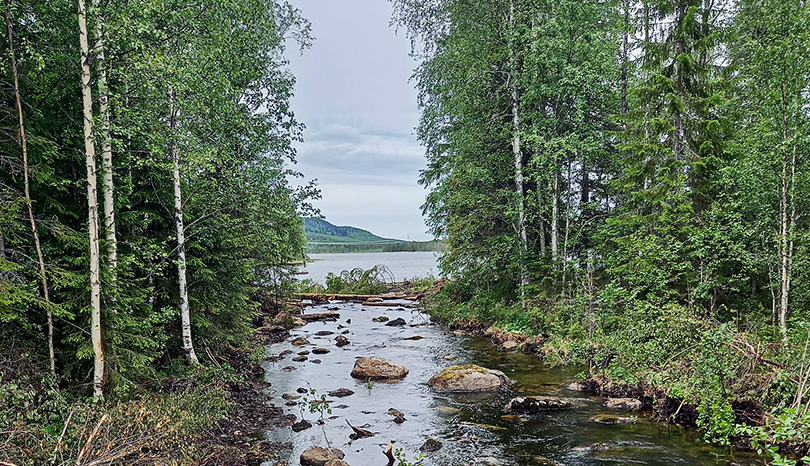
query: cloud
286 0 430 240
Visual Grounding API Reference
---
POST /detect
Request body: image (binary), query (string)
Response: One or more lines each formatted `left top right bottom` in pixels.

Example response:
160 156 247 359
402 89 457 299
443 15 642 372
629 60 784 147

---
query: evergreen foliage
0 0 313 395
394 0 810 452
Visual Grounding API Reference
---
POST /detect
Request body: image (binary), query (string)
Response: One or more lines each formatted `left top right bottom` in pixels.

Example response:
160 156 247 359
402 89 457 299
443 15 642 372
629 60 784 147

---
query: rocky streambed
261 301 762 466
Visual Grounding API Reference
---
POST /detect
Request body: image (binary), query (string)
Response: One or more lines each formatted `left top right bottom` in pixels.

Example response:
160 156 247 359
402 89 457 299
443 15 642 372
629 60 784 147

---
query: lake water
302 252 442 283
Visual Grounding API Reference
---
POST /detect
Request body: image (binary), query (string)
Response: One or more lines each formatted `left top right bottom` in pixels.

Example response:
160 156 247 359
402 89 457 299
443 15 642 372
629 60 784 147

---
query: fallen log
297 292 416 301
360 302 420 308
299 311 340 322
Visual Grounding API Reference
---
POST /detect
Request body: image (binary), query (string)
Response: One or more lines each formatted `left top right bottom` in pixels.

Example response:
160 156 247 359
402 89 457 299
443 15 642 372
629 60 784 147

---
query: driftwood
297 292 420 302
299 312 340 322
346 420 375 439
359 301 420 308
383 441 395 465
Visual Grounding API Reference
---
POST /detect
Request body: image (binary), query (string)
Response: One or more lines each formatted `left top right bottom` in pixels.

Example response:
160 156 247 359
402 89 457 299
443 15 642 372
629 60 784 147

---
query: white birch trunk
78 0 105 400
93 1 117 280
551 167 559 263
170 91 199 364
562 160 572 282
779 82 790 336
508 0 528 289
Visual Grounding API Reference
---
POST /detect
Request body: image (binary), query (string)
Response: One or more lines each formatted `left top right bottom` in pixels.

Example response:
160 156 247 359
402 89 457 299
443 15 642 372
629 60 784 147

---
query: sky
285 0 432 241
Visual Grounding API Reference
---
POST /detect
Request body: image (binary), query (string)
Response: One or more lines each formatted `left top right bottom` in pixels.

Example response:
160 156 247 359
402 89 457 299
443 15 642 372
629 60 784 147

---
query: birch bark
170 91 199 364
78 0 105 399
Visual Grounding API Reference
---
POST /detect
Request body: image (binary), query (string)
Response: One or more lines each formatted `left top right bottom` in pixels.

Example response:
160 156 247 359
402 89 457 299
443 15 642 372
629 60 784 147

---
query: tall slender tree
77 0 104 399
4 0 56 376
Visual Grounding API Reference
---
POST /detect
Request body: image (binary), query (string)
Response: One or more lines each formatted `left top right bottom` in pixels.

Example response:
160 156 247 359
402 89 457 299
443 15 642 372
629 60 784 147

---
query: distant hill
303 217 444 253
303 217 403 244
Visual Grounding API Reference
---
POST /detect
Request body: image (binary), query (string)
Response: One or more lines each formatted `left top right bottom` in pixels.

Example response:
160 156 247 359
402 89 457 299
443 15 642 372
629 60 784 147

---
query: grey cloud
286 0 431 240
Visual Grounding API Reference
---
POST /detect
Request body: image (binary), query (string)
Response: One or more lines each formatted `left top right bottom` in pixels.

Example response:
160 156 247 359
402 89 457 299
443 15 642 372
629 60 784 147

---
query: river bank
425 304 809 463
0 329 293 466
261 290 764 466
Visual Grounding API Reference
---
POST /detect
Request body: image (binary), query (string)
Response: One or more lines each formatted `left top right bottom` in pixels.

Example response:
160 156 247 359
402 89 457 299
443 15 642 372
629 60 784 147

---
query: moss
430 364 489 384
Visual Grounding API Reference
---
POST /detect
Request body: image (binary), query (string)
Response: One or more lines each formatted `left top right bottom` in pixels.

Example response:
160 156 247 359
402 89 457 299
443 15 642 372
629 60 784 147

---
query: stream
262 301 762 466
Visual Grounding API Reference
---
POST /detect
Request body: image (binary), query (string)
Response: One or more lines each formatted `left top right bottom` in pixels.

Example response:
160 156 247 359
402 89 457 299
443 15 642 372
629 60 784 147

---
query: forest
1 0 315 464
2 0 810 464
393 0 810 458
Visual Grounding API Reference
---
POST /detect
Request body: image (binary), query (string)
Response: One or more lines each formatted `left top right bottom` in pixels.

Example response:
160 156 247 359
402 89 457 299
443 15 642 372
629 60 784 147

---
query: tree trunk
78 0 105 400
550 167 559 263
562 160 572 283
508 0 529 289
535 155 546 258
93 0 117 281
672 2 686 163
778 79 790 335
170 90 200 364
621 1 629 115
538 219 546 258
580 161 590 251
5 0 56 377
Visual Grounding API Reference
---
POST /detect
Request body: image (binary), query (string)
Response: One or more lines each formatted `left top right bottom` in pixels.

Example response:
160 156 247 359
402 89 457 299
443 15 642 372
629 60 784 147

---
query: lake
301 251 442 283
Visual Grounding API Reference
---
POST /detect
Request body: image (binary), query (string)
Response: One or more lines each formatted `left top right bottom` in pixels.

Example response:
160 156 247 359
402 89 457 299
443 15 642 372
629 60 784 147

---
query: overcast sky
285 0 432 241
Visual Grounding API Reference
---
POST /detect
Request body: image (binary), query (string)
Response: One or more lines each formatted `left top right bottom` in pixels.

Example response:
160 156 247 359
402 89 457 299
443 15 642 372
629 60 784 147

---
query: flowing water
262 302 762 466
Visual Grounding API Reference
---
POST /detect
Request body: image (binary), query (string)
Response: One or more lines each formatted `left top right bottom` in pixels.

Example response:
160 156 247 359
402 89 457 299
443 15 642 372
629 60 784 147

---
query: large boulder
350 358 409 380
300 447 345 466
427 365 512 393
505 396 575 413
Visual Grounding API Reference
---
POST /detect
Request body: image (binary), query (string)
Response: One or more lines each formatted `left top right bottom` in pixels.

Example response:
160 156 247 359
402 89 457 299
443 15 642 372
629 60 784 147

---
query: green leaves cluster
0 0 313 393
396 0 810 448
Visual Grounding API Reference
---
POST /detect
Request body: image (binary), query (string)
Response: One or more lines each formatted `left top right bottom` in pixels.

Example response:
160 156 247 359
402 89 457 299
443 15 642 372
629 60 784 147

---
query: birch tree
169 90 199 364
78 0 104 399
92 0 118 281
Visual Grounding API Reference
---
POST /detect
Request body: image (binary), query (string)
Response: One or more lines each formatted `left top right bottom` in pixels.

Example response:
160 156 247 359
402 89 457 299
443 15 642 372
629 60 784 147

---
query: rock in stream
428 365 512 393
350 357 409 380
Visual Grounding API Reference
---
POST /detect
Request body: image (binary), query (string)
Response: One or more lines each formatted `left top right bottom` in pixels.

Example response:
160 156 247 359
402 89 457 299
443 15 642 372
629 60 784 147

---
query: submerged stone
590 414 634 425
505 396 575 413
385 317 407 326
335 335 350 347
500 340 520 351
420 439 443 452
291 419 312 432
328 388 355 398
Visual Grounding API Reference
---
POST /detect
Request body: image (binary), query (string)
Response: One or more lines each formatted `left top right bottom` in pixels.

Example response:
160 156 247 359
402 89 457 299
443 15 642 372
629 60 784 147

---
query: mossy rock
428 365 512 393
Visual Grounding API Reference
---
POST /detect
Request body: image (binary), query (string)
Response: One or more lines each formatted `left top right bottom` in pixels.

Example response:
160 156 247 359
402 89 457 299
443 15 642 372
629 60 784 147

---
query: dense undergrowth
0 338 282 466
427 282 810 463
